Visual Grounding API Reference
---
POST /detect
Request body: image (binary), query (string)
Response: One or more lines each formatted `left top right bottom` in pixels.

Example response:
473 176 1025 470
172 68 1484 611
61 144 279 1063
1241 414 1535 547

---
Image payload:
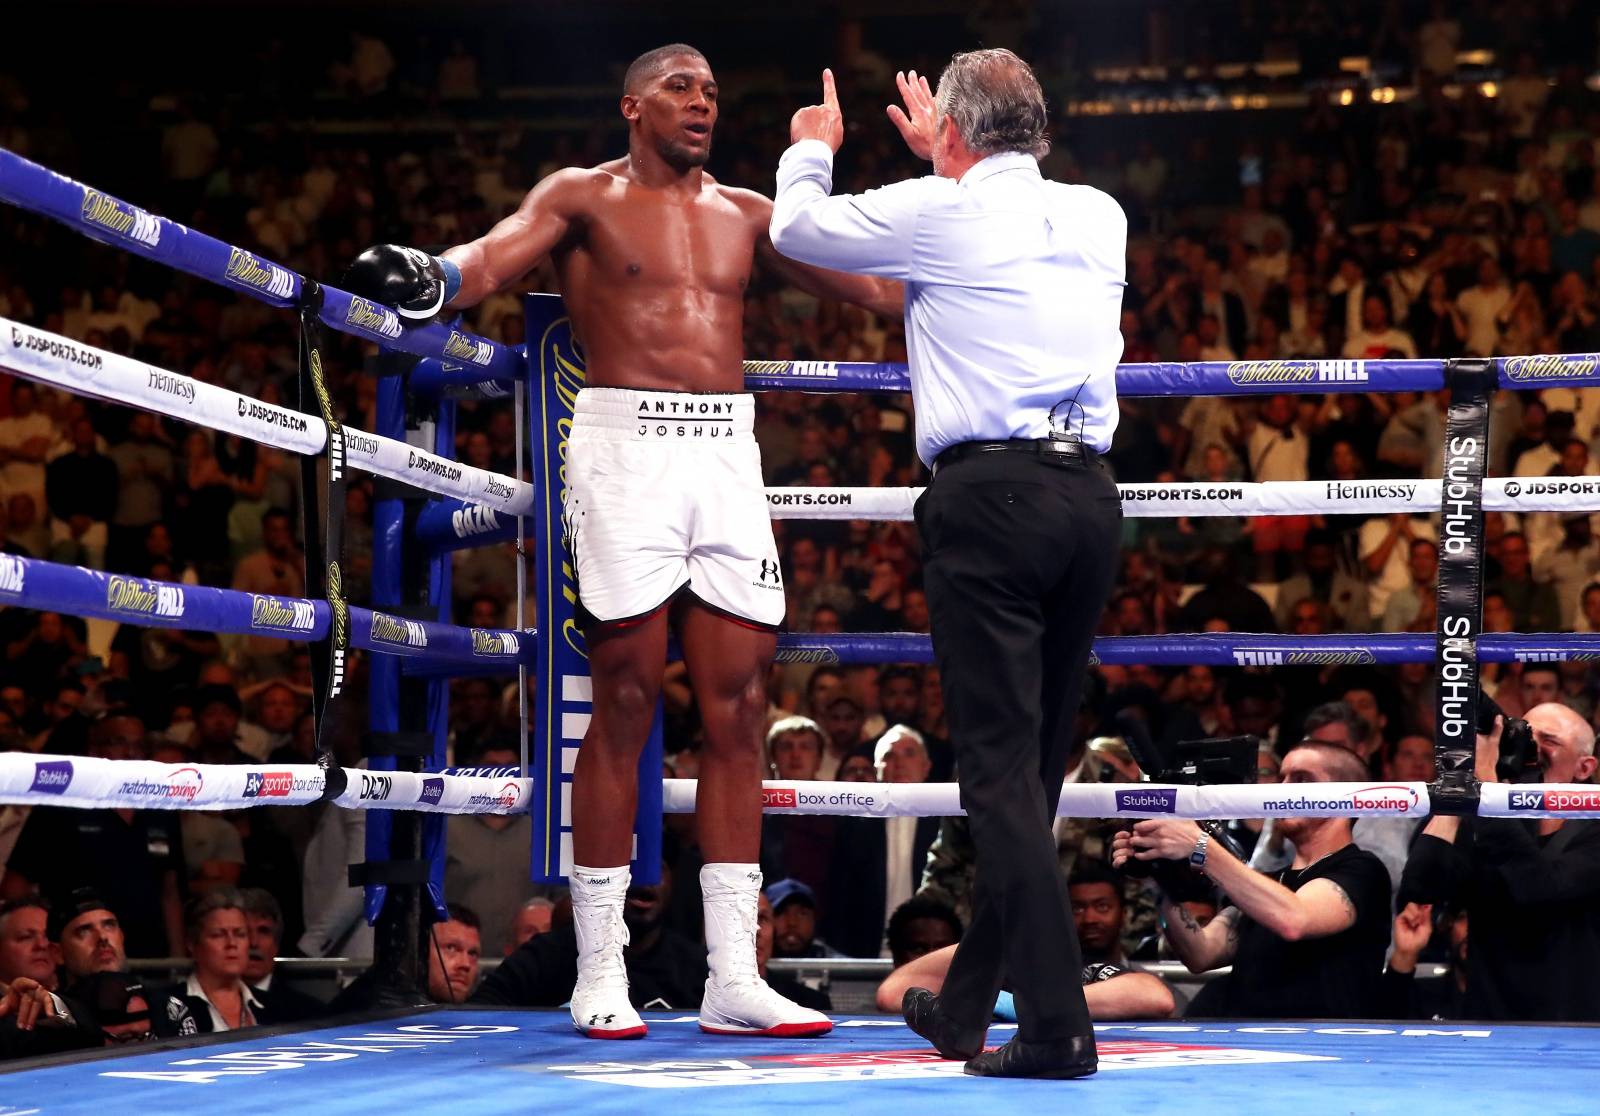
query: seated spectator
241 888 323 1023
1381 903 1468 1021
428 904 482 1004
755 891 831 1013
445 743 540 958
1388 734 1437 783
49 890 195 1037
876 898 1172 1021
0 896 55 990
472 861 706 1011
231 508 306 678
1489 531 1563 632
817 695 867 779
4 793 185 960
766 716 824 780
822 730 940 956
875 665 951 781
1067 863 1133 966
767 879 844 959
1273 531 1370 634
45 417 117 569
0 976 100 1059
1537 514 1600 627
1360 514 1439 623
836 753 877 781
71 970 162 1047
885 897 962 969
1115 742 1390 1019
181 889 264 1032
1401 702 1600 1021
1381 539 1440 632
507 897 554 954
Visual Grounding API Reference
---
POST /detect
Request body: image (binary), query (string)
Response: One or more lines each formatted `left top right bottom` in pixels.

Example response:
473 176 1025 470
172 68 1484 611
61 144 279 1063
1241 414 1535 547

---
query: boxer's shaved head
624 43 709 95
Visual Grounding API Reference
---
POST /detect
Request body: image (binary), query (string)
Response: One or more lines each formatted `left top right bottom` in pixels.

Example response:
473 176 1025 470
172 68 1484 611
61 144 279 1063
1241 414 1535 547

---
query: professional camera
1118 732 1257 900
1478 691 1538 784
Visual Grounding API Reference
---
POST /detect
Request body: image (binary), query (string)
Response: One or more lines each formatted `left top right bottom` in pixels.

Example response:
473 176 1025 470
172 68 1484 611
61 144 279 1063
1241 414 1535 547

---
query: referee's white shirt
771 139 1128 466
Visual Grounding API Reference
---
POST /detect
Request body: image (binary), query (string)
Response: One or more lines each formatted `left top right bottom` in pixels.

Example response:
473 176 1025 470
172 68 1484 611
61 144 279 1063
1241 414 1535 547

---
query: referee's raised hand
790 69 845 152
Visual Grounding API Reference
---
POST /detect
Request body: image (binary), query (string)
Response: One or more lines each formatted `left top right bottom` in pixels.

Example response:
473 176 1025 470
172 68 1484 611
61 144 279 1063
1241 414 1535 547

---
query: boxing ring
5 143 1600 1109
6 1007 1599 1114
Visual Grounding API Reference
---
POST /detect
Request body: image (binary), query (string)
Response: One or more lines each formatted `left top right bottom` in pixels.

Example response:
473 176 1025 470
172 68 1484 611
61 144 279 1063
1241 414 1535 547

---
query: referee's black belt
932 437 1097 476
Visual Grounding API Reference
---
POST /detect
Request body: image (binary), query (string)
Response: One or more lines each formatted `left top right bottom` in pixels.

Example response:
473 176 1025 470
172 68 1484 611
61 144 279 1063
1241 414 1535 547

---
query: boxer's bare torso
443 55 896 392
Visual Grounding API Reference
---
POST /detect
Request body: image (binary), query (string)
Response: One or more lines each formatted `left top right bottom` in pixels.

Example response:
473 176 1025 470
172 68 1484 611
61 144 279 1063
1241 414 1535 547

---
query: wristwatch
1189 832 1211 870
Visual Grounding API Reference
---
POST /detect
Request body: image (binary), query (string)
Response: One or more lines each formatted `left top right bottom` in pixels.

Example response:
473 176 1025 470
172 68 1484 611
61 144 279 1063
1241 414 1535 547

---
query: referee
771 51 1126 1079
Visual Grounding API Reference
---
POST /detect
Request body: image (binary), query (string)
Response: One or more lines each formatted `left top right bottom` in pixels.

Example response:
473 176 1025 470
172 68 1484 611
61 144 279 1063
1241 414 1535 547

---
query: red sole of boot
582 1025 649 1039
699 1021 834 1037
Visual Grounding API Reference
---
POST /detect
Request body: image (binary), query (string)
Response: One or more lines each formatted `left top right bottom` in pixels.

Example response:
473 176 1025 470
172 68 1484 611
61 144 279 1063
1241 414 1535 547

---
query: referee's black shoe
963 1034 1098 1080
901 988 986 1061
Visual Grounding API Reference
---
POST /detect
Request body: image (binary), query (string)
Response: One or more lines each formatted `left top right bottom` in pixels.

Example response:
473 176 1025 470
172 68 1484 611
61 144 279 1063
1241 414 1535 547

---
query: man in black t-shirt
3 805 185 960
1114 742 1391 1019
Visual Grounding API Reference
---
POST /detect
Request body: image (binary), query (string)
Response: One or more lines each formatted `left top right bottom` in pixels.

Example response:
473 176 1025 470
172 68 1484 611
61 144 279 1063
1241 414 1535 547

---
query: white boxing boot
569 865 647 1039
698 863 833 1037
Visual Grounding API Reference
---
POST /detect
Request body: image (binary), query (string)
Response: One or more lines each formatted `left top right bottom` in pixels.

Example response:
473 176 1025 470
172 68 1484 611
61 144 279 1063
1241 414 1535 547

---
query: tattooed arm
1159 901 1242 974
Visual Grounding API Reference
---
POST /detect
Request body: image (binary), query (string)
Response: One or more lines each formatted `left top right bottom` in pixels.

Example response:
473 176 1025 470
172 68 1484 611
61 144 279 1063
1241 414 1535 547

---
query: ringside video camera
1117 733 1257 900
1478 692 1539 784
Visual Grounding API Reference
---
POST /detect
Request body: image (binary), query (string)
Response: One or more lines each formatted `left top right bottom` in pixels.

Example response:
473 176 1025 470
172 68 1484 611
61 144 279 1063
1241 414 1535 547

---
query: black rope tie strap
296 280 350 801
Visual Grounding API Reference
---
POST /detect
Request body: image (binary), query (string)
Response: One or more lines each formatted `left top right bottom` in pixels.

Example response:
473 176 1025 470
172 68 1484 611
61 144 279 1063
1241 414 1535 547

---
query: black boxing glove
343 244 462 321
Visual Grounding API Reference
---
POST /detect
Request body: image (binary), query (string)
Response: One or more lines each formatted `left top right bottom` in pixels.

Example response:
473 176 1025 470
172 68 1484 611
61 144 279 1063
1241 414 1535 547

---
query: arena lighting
1480 81 1499 98
1338 89 1355 106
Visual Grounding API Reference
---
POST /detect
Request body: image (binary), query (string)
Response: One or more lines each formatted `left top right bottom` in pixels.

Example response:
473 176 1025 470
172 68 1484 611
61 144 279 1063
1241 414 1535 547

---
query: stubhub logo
1115 788 1178 813
30 760 73 794
420 778 444 805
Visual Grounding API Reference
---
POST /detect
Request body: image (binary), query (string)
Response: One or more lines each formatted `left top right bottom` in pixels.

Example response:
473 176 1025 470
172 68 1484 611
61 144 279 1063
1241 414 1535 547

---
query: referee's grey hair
934 48 1050 159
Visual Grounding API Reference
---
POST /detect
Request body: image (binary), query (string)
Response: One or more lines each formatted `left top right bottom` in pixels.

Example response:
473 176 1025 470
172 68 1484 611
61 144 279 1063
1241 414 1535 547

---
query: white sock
701 862 763 986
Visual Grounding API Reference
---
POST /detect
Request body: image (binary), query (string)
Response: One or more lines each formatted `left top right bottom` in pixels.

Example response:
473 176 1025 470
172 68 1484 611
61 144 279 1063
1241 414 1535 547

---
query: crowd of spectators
5 2 1600 1054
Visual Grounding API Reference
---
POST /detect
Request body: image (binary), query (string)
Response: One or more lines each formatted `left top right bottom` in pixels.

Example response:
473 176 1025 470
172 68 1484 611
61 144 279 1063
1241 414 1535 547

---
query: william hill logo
224 248 294 299
345 297 403 339
1224 359 1366 386
1503 354 1599 382
471 629 520 657
251 595 316 633
80 189 160 247
370 612 428 648
443 331 492 367
107 575 185 618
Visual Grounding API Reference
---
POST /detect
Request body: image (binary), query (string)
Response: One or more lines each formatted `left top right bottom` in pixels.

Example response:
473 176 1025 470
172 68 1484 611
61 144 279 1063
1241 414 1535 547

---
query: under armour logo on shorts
758 559 782 585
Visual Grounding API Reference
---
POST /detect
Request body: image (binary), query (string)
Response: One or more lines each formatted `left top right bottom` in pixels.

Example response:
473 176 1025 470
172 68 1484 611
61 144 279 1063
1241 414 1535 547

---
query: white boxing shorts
562 387 784 629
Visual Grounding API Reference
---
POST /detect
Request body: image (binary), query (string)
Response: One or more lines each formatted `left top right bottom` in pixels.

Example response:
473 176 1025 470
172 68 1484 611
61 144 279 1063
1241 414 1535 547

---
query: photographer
1399 703 1600 1021
1112 742 1391 1018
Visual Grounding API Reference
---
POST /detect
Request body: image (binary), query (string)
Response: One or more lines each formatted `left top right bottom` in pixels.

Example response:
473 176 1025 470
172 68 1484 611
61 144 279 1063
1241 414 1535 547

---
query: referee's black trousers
917 448 1122 1044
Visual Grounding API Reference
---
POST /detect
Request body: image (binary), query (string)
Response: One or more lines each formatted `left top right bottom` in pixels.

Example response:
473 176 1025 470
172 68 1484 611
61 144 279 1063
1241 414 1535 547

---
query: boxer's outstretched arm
441 169 588 309
757 230 906 321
